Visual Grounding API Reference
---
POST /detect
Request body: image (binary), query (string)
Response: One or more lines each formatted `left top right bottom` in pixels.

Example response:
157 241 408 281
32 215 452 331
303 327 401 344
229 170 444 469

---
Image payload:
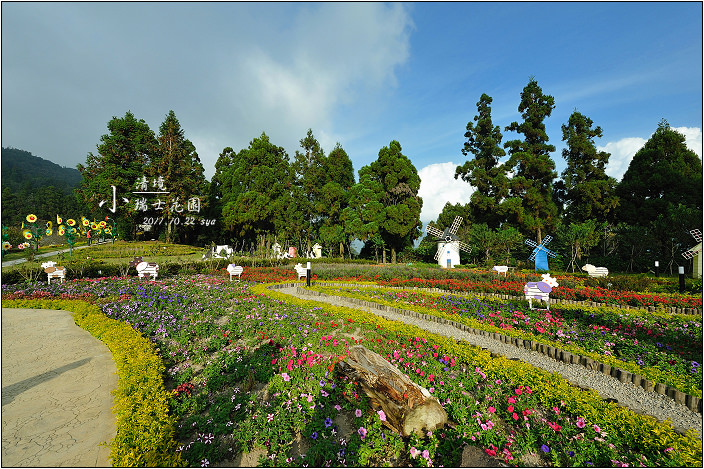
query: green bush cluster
1 298 183 467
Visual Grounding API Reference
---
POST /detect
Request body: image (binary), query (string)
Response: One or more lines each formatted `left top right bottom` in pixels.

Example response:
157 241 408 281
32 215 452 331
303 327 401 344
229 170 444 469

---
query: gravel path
276 286 702 437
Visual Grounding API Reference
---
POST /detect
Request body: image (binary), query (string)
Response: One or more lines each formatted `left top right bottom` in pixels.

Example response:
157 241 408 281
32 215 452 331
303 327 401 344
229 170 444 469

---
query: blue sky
2 2 702 226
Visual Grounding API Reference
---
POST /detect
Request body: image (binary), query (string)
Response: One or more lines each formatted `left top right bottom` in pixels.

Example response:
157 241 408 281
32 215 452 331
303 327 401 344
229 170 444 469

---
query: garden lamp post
306 261 311 287
678 266 685 293
655 261 659 277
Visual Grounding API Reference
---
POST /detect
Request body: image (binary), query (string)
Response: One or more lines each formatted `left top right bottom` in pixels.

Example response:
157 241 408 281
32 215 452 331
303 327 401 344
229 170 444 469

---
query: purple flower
568 451 575 457
541 444 550 453
358 427 367 439
311 431 318 440
355 409 362 417
324 417 333 428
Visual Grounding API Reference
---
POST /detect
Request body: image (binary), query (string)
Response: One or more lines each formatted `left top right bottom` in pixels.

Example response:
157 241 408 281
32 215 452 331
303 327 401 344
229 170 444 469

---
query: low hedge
1 299 183 467
255 283 703 467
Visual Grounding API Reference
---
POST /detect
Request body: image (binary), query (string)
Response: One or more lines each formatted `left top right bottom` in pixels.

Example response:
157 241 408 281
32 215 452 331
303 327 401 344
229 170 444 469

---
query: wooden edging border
266 282 702 416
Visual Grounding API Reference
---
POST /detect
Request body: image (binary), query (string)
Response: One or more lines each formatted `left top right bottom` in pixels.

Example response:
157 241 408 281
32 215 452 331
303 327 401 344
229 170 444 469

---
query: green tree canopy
503 78 558 242
556 111 619 224
615 119 702 228
317 143 356 257
455 93 508 229
150 110 207 243
291 129 328 252
219 132 292 242
359 140 422 262
76 111 157 239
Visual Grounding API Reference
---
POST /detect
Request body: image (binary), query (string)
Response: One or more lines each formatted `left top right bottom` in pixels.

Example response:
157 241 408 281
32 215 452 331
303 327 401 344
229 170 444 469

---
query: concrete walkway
2 308 118 467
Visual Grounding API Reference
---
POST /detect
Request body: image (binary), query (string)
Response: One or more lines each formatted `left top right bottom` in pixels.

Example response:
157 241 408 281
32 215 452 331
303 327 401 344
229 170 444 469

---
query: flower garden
2 266 702 467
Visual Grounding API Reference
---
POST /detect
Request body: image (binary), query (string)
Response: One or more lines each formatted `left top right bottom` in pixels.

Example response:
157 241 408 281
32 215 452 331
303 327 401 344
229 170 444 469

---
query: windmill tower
425 216 471 268
525 235 557 272
682 229 703 279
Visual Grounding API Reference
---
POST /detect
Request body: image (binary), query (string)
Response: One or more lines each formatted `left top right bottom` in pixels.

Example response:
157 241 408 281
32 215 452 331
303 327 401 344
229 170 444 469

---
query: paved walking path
2 308 118 467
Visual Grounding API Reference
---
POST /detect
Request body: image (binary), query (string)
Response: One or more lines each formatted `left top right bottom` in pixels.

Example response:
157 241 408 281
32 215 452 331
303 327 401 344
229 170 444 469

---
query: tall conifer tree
503 78 558 242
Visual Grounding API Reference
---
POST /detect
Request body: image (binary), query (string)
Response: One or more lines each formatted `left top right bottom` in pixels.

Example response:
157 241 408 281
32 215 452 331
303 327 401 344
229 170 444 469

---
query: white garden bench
41 261 66 284
294 263 307 280
227 264 243 281
492 265 509 276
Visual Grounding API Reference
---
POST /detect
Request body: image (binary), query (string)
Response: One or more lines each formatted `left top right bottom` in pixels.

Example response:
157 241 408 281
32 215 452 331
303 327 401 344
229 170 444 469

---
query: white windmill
682 229 703 279
425 216 472 268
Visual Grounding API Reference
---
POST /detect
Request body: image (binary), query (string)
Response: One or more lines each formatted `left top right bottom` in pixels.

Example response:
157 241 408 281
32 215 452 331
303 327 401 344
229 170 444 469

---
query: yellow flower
46 221 53 230
105 227 112 234
99 221 106 228
22 230 33 239
82 217 90 226
26 214 37 223
91 223 99 230
67 219 76 226
58 226 66 236
57 215 62 224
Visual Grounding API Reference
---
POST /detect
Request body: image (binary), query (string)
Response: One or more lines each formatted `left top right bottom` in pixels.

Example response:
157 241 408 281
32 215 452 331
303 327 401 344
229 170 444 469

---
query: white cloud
599 126 702 181
599 137 647 181
672 126 703 159
417 162 474 226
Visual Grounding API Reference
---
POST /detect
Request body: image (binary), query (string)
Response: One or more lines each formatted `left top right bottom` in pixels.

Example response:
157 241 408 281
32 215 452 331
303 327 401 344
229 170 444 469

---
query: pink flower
508 396 516 404
422 449 430 460
410 447 420 459
593 424 601 433
281 373 291 382
507 405 513 413
576 417 586 429
429 387 435 393
358 427 367 439
334 404 342 411
487 406 495 413
355 409 362 418
512 412 519 421
377 410 387 421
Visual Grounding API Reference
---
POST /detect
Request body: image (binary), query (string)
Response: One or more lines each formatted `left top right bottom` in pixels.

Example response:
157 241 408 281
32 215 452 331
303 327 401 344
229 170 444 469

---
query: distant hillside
1 147 82 195
1 147 83 226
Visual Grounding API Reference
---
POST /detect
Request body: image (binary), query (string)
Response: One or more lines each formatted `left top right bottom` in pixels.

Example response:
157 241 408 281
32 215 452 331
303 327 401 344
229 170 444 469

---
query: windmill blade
458 241 472 253
682 245 702 260
448 216 463 235
544 247 558 258
542 235 553 246
434 244 444 260
691 229 703 243
525 239 539 249
528 249 537 261
426 225 444 239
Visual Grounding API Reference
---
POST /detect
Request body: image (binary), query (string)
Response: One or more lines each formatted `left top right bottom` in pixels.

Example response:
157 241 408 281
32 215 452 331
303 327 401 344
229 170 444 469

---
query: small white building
437 240 462 268
312 243 323 259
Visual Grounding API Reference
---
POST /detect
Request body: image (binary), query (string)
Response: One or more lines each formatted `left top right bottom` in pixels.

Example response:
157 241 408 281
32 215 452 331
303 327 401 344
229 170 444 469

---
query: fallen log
335 345 448 437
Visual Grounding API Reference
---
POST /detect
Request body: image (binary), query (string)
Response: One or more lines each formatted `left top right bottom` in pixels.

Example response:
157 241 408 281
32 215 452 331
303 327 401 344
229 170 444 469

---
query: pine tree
150 110 207 243
455 93 508 229
76 111 156 239
503 78 558 242
360 140 422 263
556 111 618 224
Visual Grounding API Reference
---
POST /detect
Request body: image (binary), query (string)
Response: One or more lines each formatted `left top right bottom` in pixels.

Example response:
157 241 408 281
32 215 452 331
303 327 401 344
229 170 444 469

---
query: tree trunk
391 247 397 264
335 346 448 437
382 249 387 264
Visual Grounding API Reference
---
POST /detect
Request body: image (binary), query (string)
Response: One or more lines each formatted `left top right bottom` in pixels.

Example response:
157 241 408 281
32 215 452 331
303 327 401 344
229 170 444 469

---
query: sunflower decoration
57 215 62 225
55 214 80 256
45 221 53 236
22 213 44 250
82 217 90 227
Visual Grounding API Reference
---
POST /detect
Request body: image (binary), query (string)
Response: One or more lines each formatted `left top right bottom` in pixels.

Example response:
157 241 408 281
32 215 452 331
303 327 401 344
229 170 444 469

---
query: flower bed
2 276 701 467
310 285 703 397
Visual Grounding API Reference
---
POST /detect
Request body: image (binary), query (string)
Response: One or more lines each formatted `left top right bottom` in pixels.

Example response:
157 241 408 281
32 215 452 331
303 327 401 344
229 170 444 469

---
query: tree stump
335 345 448 437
